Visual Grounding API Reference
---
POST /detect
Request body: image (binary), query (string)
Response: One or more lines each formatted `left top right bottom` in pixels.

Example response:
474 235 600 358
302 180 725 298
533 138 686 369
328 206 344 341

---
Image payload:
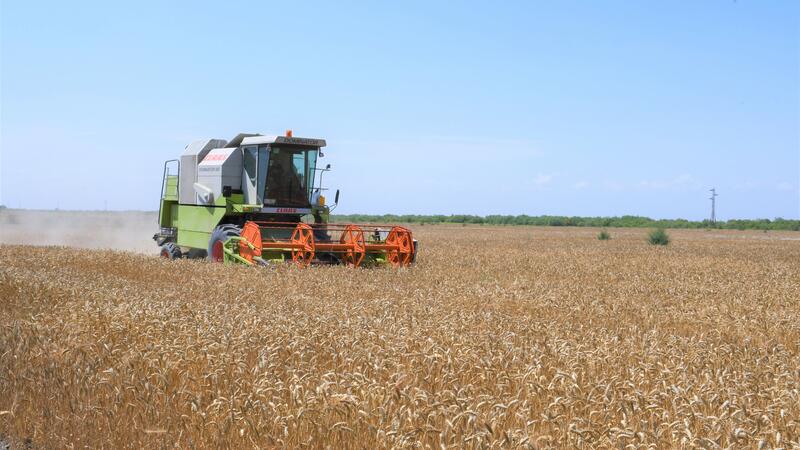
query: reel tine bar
246 221 414 268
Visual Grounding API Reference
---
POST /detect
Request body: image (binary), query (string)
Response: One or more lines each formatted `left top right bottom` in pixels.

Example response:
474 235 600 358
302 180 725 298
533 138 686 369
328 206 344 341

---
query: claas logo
203 153 227 162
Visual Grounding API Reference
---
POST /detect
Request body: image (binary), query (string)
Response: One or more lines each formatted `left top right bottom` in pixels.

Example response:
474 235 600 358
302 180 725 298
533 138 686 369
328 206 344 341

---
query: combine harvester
154 131 416 268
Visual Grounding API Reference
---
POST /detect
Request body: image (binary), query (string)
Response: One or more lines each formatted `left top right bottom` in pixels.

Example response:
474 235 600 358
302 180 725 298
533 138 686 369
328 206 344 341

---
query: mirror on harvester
335 189 340 204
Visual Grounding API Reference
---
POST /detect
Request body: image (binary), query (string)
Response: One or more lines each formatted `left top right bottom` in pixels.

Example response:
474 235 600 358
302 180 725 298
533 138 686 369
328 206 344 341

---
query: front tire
160 242 182 260
207 225 242 263
186 248 208 259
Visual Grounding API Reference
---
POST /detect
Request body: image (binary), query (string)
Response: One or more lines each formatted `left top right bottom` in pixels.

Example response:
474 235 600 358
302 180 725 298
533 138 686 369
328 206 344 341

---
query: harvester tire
160 242 182 260
186 249 208 259
208 225 242 263
218 224 241 233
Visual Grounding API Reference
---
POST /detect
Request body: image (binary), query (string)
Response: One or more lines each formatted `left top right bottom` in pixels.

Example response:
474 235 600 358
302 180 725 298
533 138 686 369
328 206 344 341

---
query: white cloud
573 180 589 189
730 180 760 190
533 173 555 186
777 181 795 191
743 180 760 189
640 174 694 189
602 180 625 191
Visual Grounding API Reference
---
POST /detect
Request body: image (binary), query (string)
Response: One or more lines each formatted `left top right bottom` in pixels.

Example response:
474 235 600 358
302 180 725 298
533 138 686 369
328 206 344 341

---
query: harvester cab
154 131 416 268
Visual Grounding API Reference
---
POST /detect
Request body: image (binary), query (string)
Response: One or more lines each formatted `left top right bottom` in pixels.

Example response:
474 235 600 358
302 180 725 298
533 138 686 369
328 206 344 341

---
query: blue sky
1 1 798 219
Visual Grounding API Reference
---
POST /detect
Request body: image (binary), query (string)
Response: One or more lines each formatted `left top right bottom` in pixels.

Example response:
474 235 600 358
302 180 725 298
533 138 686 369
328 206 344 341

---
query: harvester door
242 146 258 204
256 146 269 203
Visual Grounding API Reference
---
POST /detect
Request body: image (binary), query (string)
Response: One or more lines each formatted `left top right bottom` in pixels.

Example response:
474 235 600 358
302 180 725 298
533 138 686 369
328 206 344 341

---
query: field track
1 225 799 448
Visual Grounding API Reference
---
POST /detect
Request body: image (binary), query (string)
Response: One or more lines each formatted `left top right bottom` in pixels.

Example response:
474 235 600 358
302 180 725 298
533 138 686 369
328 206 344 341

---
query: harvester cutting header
154 131 416 268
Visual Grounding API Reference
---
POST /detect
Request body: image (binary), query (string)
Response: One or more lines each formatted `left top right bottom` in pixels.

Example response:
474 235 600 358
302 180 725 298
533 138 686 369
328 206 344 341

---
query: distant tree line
331 214 800 231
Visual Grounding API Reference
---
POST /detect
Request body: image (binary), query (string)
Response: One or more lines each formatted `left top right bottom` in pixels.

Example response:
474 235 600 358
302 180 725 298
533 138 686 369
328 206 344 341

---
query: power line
709 188 718 224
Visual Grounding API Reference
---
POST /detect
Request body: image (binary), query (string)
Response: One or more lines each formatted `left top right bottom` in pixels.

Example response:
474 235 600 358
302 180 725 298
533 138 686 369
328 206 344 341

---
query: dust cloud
0 209 159 254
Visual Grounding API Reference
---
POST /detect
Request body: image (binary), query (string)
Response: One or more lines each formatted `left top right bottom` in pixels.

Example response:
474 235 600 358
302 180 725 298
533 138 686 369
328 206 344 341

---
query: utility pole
709 188 718 224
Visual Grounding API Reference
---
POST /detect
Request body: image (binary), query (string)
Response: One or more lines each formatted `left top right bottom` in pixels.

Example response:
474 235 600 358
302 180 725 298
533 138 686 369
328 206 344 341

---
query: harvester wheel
218 224 241 233
207 224 242 263
339 225 366 267
385 227 414 268
160 242 182 260
290 223 315 267
186 249 208 259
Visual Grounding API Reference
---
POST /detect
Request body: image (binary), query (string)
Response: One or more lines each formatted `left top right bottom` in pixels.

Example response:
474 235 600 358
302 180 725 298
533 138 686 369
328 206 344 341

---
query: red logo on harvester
203 153 227 162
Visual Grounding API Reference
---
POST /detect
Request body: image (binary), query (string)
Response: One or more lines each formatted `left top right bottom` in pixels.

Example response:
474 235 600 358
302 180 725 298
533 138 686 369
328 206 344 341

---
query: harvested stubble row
1 226 799 448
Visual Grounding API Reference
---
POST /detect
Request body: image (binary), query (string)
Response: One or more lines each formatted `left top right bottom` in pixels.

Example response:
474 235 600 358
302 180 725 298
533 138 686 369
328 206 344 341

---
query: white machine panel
196 147 243 205
179 138 227 204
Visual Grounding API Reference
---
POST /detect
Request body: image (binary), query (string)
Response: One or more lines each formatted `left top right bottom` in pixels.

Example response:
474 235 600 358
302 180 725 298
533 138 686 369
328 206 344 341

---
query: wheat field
1 225 798 448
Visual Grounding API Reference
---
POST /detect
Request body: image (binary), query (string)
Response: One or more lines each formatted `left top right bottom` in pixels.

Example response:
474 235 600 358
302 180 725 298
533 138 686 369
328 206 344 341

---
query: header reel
219 221 415 268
